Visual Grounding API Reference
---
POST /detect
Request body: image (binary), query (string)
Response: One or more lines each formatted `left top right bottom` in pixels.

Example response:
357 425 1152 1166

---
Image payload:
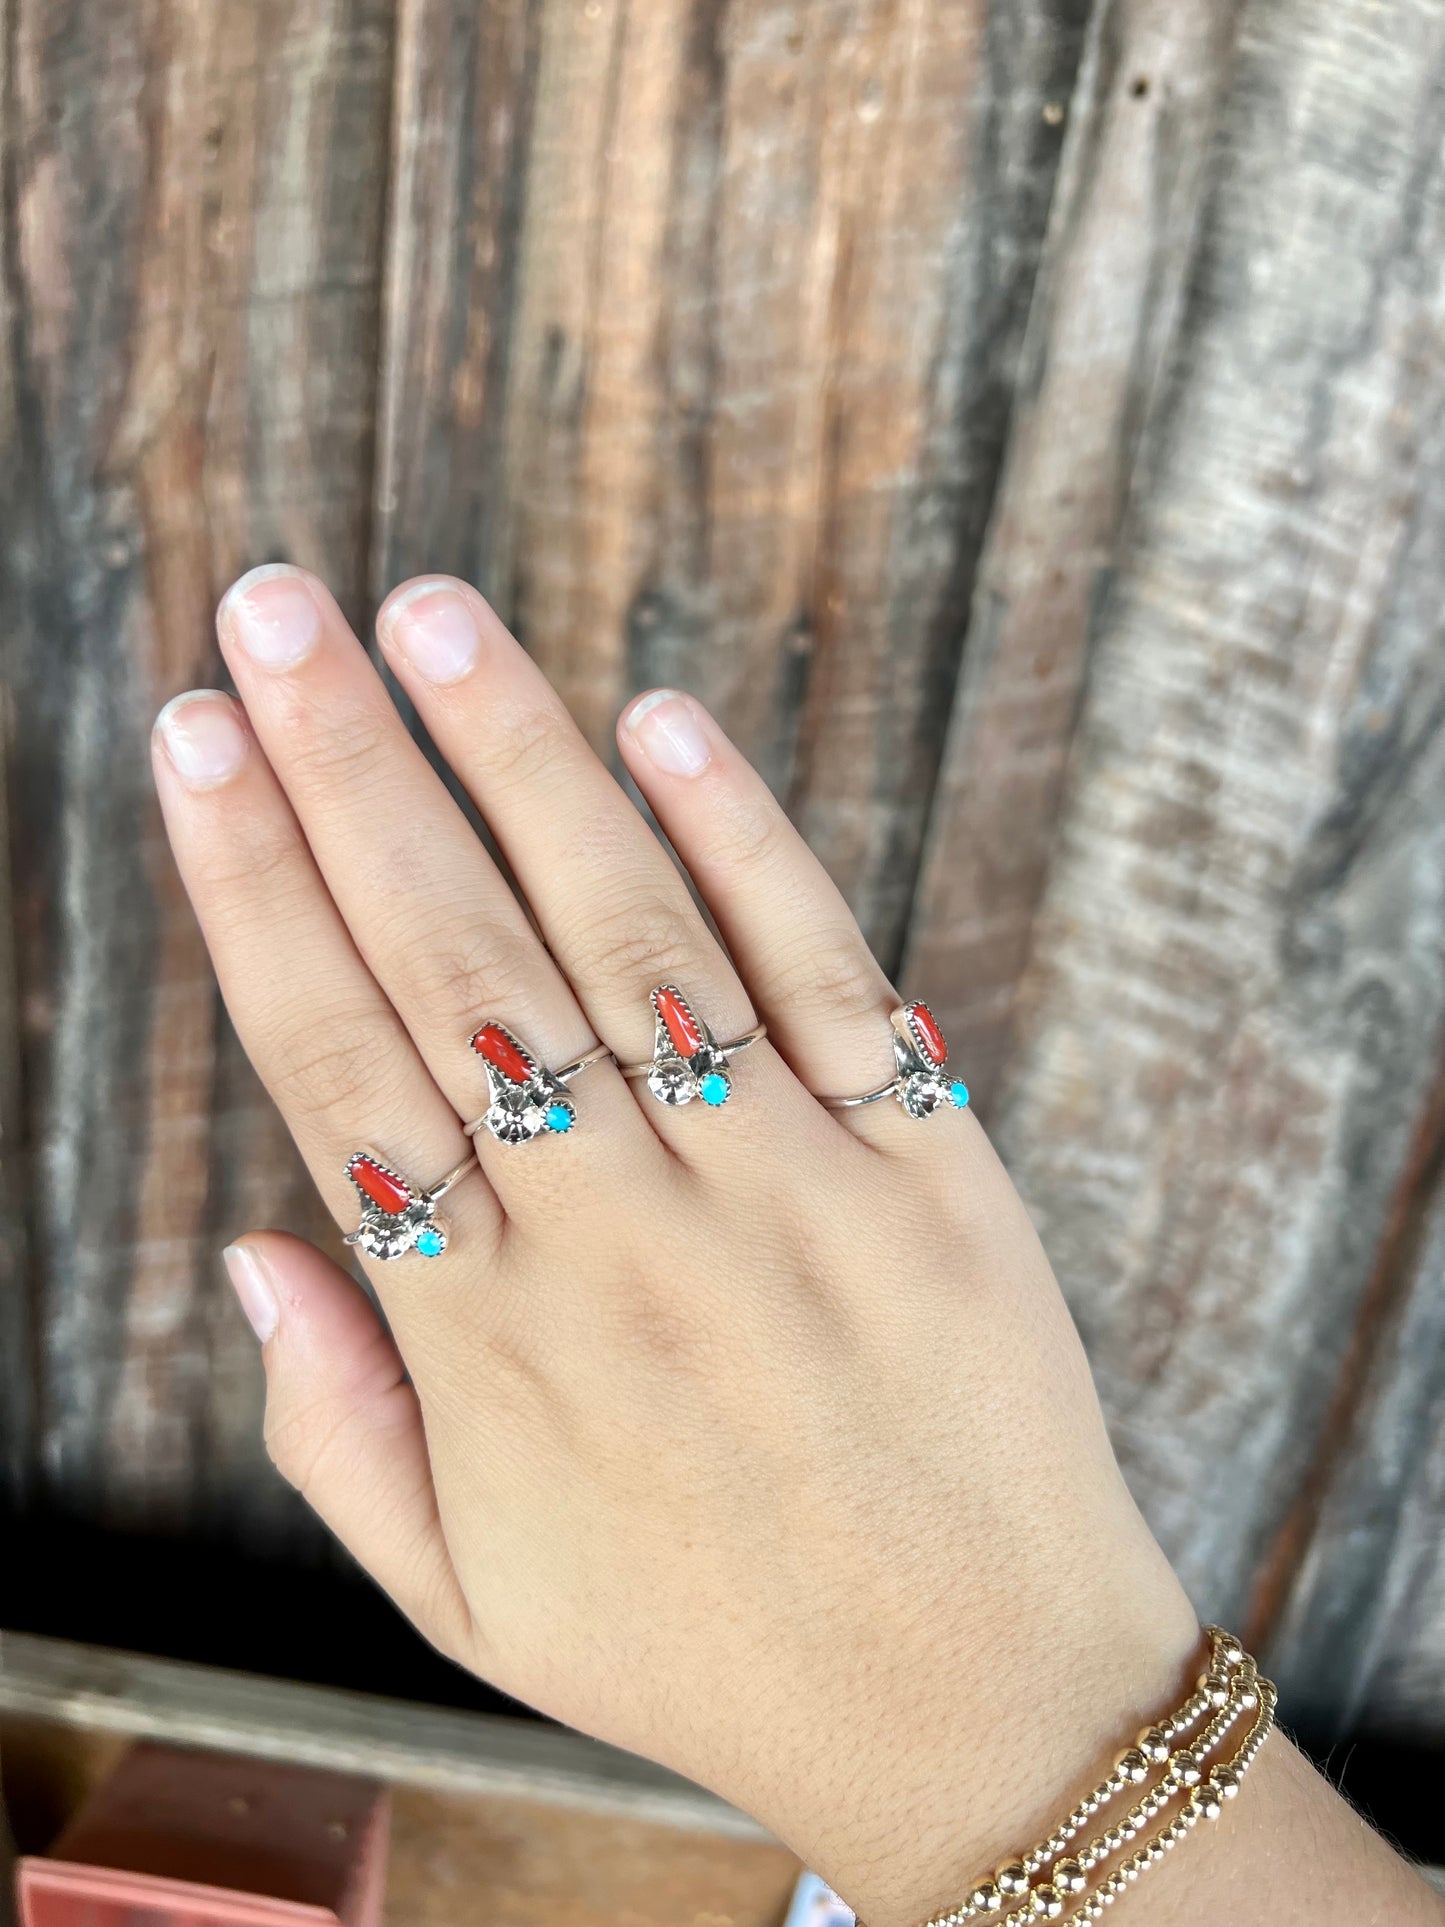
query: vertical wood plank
0 0 394 1540
374 0 1089 965
1264 1109 1445 1741
902 0 1245 1107
987 0 1445 1622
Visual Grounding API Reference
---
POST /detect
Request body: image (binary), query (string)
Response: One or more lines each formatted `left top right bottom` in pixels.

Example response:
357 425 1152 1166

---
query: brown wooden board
0 0 1443 1757
372 0 1089 962
0 0 393 1553
978 0 1445 1662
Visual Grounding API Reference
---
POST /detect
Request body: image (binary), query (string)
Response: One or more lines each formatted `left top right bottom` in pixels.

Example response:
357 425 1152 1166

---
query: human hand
153 566 1202 1924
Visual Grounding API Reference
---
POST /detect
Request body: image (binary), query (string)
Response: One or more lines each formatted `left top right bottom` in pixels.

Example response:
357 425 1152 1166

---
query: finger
224 1233 477 1666
213 566 648 1189
152 690 500 1324
617 689 975 1143
374 577 817 1150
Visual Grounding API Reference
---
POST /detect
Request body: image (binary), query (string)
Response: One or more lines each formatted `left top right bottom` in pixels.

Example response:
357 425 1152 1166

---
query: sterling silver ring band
619 1024 765 1078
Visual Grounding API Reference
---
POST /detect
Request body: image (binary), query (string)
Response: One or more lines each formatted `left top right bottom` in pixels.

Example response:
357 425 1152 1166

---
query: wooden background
2 0 1443 1767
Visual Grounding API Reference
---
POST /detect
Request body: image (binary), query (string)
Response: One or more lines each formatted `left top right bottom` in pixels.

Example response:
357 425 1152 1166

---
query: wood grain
1265 1098 1445 1744
988 0 1445 1631
0 1702 801 1927
0 1634 764 1837
0 0 392 1541
902 0 1245 1107
374 0 1088 963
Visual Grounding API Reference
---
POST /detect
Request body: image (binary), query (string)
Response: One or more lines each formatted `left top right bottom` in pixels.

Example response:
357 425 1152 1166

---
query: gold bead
1209 1766 1241 1800
1204 1626 1244 1666
1052 1859 1086 1895
1136 1726 1170 1764
1115 1746 1150 1782
1198 1670 1231 1708
995 1863 1031 1899
1194 1782 1225 1820
1169 1749 1202 1786
969 1884 1003 1915
1030 1887 1065 1919
1101 1826 1125 1854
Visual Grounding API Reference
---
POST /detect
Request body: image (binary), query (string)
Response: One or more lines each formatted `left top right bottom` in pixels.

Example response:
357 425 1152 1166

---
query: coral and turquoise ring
821 1001 970 1120
344 1149 476 1262
464 1023 614 1146
620 985 766 1109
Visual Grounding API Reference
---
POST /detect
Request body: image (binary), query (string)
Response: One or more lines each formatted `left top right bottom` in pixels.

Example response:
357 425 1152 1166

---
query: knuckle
691 792 784 877
607 1286 719 1384
275 696 393 793
265 1005 408 1122
264 1394 357 1500
772 924 888 1022
202 817 312 909
564 889 703 995
389 913 536 1027
475 701 573 794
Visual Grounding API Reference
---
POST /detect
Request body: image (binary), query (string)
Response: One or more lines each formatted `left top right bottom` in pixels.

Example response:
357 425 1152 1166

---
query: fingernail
224 1243 280 1344
623 689 713 777
155 692 249 789
382 582 481 685
221 564 322 667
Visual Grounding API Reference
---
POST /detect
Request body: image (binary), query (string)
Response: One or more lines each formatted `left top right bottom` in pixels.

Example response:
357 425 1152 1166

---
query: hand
152 566 1211 1923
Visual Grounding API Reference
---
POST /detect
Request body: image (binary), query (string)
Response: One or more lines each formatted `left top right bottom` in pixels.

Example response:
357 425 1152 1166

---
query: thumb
224 1232 476 1667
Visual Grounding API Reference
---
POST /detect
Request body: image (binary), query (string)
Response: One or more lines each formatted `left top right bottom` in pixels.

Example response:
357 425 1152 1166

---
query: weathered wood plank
0 1633 765 1837
901 0 1245 1108
373 0 1089 966
1264 1102 1445 1743
0 0 393 1539
987 0 1445 1639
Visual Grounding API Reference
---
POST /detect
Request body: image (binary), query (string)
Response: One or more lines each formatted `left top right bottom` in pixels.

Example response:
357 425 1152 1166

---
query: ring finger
213 566 651 1190
151 690 500 1367
374 577 822 1152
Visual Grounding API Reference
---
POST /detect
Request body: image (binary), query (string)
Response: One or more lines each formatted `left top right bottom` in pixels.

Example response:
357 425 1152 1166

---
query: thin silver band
463 1040 615 1138
821 1079 900 1110
619 1022 767 1080
427 1153 480 1199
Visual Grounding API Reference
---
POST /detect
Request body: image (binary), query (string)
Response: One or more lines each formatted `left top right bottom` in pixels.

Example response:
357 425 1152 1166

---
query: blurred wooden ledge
0 1634 801 1927
0 1632 764 1837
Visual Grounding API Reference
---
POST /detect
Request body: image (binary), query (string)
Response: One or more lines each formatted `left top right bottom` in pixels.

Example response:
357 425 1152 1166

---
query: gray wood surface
0 1633 762 1836
0 0 1442 1758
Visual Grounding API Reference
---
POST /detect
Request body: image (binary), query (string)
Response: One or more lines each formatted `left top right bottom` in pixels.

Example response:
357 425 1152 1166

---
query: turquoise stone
546 1103 574 1132
949 1080 971 1110
698 1072 731 1107
415 1226 446 1258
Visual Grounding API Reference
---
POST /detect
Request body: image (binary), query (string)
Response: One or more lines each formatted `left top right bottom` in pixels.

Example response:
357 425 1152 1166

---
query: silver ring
619 984 766 1109
464 1022 615 1145
344 1149 477 1261
820 1002 970 1121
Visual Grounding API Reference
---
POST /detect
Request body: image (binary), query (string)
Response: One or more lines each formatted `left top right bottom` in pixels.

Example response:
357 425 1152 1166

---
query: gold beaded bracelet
910 1630 1275 1927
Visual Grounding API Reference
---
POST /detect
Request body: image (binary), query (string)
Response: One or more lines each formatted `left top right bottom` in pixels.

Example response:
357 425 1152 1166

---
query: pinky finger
224 1232 477 1667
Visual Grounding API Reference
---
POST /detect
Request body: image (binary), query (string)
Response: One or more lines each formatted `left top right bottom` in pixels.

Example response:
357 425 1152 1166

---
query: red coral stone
472 1023 533 1084
908 1001 948 1065
655 986 703 1058
351 1157 411 1214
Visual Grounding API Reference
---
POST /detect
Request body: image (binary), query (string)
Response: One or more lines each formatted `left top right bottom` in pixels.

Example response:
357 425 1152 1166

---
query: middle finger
215 565 651 1189
374 576 823 1149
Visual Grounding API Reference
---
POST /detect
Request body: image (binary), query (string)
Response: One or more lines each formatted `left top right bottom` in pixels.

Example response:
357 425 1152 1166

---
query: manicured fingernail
224 1243 280 1344
221 564 322 667
382 582 481 685
155 692 249 789
623 689 713 777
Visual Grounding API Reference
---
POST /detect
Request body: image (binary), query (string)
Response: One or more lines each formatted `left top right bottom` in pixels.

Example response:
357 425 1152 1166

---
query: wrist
791 1537 1201 1926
